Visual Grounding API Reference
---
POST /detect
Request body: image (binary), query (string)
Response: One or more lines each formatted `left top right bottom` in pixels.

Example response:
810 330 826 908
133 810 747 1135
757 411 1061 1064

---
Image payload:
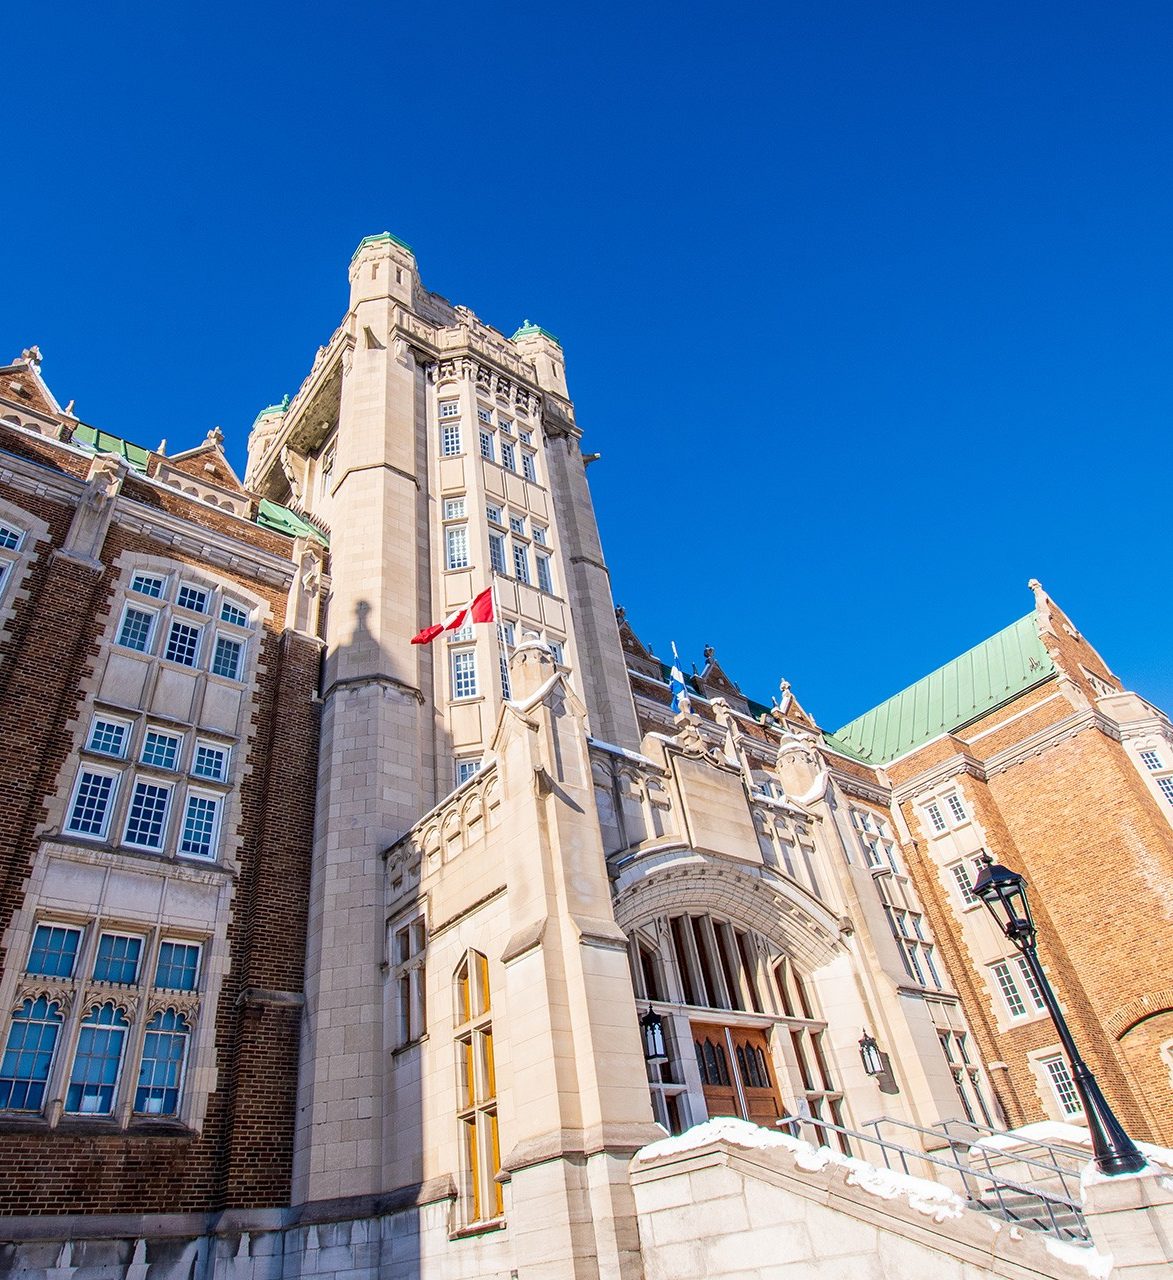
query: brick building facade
0 235 1168 1277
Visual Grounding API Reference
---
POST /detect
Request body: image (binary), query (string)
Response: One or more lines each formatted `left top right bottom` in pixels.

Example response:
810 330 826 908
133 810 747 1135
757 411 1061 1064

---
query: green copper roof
257 498 329 546
351 231 414 262
253 394 290 426
71 424 151 472
825 613 1056 764
511 320 562 347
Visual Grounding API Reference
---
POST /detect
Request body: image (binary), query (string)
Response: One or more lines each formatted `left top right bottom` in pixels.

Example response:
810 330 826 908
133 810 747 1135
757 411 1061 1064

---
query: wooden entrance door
691 1022 784 1124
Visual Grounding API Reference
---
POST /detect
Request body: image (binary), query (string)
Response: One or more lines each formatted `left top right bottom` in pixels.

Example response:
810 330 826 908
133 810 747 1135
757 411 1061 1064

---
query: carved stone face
774 735 822 797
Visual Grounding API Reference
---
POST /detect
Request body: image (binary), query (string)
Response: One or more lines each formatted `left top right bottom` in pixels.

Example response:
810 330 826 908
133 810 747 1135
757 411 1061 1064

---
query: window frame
451 648 478 701
64 765 122 841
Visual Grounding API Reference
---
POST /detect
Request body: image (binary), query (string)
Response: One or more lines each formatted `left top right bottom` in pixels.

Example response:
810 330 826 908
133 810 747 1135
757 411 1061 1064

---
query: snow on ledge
634 1116 965 1223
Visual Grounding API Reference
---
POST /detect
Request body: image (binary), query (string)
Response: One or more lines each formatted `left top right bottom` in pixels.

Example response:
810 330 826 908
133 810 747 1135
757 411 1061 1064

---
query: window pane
87 718 128 757
485 504 502 525
27 925 81 978
1044 1056 1083 1116
452 651 477 699
478 430 495 461
0 997 62 1111
512 543 529 584
141 731 180 770
118 606 155 652
67 770 116 836
489 534 506 575
446 526 470 571
65 1003 128 1115
164 621 201 666
193 742 228 781
444 497 466 519
124 780 170 848
155 941 201 991
992 961 1027 1017
211 635 243 679
501 442 515 472
176 584 209 614
0 523 23 550
441 424 462 456
130 572 164 598
522 452 537 482
946 793 966 822
93 933 142 984
180 794 220 860
220 600 249 627
134 1011 189 1115
536 556 553 594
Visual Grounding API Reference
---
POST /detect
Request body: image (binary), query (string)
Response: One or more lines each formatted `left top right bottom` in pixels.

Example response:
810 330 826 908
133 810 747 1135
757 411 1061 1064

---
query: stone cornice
0 434 300 587
888 706 1122 799
828 769 891 807
890 753 987 803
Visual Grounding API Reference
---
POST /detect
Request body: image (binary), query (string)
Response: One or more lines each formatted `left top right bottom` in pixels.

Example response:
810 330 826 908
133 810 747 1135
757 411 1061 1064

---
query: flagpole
492 575 512 695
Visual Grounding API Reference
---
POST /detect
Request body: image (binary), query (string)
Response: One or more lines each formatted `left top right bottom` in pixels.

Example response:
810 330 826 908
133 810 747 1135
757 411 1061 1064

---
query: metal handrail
778 1114 1089 1243
934 1113 1091 1162
862 1113 1084 1204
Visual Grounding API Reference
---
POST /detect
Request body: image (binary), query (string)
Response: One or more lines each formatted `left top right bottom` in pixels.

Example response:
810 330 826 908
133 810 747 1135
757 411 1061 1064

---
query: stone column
293 237 436 1204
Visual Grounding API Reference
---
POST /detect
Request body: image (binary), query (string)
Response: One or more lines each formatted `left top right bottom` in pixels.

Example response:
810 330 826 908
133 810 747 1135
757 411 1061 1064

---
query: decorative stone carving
60 452 127 568
774 731 829 806
287 537 326 637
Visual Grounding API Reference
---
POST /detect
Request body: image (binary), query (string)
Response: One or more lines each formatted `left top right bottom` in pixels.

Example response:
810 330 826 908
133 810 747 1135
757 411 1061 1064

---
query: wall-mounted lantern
640 1008 668 1064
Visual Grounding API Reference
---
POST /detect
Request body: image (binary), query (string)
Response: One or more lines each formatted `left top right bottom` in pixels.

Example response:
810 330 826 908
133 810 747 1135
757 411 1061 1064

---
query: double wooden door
691 1021 783 1125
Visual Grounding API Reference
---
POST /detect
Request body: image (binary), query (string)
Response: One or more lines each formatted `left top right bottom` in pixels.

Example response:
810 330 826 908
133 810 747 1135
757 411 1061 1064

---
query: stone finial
206 426 225 448
19 346 42 369
615 605 626 624
703 644 715 663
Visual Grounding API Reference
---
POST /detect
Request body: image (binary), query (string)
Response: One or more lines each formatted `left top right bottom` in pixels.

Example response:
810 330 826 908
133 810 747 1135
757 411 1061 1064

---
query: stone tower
243 233 643 1206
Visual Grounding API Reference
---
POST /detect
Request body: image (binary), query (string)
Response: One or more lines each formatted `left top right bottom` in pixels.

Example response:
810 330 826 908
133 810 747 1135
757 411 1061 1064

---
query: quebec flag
669 643 688 713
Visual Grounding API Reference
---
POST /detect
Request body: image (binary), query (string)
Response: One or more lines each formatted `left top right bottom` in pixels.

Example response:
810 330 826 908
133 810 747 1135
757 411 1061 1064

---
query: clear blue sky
5 3 1171 729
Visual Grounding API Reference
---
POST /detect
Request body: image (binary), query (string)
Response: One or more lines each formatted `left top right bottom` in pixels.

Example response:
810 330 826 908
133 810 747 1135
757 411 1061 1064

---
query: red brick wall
0 425 320 1214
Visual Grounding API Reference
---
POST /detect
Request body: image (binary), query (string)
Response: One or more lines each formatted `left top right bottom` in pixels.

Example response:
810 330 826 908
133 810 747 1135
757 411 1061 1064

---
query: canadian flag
411 587 495 645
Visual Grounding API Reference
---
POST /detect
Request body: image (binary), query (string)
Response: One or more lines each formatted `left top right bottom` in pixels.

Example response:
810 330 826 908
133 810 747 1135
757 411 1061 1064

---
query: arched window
135 1010 190 1115
0 997 64 1111
454 950 501 1223
65 1002 129 1115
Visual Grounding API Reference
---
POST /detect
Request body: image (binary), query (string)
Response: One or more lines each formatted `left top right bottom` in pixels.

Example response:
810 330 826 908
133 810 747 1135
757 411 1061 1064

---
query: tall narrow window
512 543 530 585
0 997 64 1111
66 769 118 838
392 918 427 1047
500 441 516 472
446 525 470 571
488 534 506 575
1042 1054 1083 1117
479 430 495 462
924 801 946 833
455 951 501 1223
536 554 553 594
522 451 537 483
134 1011 190 1115
451 650 478 700
65 1003 129 1115
441 424 462 457
179 793 221 860
123 780 171 850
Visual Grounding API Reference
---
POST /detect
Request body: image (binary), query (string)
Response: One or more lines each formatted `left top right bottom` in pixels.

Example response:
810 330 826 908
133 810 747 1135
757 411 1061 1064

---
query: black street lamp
971 854 1147 1176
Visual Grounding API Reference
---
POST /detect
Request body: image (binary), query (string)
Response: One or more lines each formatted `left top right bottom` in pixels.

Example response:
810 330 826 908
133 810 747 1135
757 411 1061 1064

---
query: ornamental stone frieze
13 983 75 1016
